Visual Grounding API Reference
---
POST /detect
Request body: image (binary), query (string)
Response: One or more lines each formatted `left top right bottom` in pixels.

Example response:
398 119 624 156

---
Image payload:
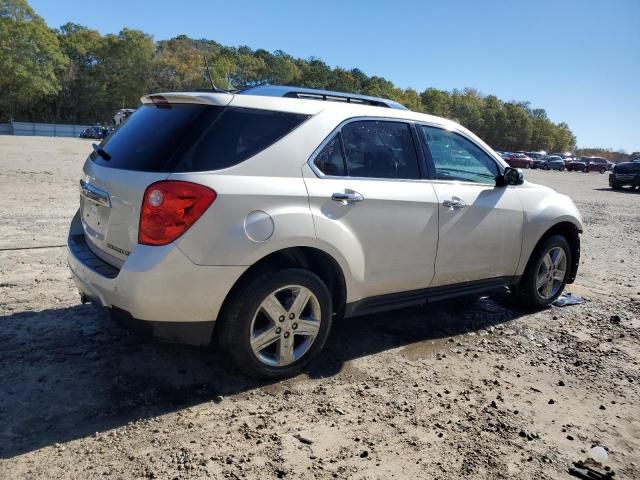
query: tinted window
174 107 308 172
314 135 346 176
340 121 420 179
421 126 499 184
92 104 308 172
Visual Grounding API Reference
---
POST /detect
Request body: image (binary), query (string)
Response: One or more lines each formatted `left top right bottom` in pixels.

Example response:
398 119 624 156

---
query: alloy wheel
535 247 568 299
249 285 322 367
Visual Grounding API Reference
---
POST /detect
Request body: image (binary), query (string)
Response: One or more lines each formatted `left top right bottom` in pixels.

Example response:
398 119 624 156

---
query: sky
31 0 640 152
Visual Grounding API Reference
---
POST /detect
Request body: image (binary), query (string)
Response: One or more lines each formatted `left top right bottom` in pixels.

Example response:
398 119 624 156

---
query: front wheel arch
523 222 581 285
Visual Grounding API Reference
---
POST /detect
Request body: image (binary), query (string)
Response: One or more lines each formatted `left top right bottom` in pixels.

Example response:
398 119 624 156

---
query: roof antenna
203 55 217 90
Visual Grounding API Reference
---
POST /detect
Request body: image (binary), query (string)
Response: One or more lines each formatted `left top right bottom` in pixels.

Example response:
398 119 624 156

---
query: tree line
0 0 583 153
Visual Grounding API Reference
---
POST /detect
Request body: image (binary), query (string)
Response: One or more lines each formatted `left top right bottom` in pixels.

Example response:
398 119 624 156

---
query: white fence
0 122 90 138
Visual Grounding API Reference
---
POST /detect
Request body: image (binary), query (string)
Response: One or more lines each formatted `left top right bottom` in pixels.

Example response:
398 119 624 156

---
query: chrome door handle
331 191 364 204
443 198 466 209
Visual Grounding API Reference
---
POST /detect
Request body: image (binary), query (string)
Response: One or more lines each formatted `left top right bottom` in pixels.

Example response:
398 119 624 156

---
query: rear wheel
515 235 571 309
216 268 333 379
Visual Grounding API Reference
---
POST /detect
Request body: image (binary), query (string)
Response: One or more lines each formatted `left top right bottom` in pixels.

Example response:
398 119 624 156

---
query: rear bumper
67 213 246 343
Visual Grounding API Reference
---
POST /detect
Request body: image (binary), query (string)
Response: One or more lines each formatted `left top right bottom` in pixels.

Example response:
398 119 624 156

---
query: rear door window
340 121 420 179
92 104 308 172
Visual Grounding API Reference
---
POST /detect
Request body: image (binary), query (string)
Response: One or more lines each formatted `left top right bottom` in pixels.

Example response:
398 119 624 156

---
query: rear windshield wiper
92 143 111 161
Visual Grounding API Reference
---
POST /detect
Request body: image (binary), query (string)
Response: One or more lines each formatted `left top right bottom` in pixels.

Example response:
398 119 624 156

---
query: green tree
54 22 105 122
152 36 209 92
420 88 451 117
0 0 67 120
97 28 154 113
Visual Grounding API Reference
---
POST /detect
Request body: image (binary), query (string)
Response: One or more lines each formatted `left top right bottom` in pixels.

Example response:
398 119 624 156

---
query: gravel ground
0 136 638 479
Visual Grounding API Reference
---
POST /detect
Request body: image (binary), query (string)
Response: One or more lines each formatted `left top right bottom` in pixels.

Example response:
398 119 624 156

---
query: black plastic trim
68 234 120 279
109 307 215 346
344 276 516 318
568 235 580 284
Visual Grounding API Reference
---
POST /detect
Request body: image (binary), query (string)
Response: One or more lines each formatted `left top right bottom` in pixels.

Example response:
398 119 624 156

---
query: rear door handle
442 198 466 209
331 190 364 204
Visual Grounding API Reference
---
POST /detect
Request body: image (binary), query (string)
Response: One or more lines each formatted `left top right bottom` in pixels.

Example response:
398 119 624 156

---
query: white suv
68 86 582 378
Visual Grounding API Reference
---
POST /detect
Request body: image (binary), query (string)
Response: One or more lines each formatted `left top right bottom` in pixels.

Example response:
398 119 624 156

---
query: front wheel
514 235 571 309
216 268 333 379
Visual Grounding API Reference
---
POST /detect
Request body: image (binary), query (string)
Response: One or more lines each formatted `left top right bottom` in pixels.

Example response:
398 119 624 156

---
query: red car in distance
503 153 532 169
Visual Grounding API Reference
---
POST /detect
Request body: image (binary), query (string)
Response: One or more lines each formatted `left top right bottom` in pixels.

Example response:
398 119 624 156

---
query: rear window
92 104 309 172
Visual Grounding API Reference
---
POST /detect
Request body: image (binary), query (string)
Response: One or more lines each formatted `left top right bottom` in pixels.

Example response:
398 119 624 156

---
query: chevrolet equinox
68 85 582 378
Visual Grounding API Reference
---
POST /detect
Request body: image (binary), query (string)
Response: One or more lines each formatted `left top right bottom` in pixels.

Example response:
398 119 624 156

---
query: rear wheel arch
217 246 347 328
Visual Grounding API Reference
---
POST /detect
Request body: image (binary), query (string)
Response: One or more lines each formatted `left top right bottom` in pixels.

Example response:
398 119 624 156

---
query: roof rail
238 85 408 110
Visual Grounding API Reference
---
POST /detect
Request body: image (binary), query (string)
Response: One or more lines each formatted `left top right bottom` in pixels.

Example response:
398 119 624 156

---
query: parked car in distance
79 125 110 140
67 85 582 378
580 156 611 173
504 153 532 169
609 160 640 190
551 152 576 166
566 158 588 172
519 151 547 169
530 155 547 169
542 156 565 171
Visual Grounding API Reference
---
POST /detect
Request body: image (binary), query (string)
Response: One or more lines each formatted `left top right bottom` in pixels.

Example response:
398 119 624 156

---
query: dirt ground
0 136 638 479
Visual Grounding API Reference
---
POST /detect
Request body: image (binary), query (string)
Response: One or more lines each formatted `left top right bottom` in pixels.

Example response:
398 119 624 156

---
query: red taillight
139 181 216 246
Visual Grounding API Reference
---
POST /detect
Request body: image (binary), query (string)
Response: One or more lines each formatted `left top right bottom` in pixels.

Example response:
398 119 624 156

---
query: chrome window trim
307 116 505 184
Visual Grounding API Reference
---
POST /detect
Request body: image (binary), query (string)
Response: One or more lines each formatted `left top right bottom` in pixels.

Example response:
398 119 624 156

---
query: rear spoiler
140 92 233 107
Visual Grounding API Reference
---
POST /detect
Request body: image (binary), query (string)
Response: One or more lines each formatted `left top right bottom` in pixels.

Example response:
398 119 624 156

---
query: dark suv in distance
609 160 640 190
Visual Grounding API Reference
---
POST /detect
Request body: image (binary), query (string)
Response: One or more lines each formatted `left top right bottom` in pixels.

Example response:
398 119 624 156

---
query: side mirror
496 167 524 186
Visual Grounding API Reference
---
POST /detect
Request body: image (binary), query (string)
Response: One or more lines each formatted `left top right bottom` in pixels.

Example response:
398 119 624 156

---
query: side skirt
344 276 519 318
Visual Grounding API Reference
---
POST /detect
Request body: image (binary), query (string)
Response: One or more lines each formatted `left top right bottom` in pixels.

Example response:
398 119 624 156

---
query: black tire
216 268 333 379
514 234 572 309
543 165 550 171
600 168 605 174
583 166 588 173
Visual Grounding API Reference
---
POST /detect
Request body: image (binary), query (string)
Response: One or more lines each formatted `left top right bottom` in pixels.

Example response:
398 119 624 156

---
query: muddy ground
0 136 638 479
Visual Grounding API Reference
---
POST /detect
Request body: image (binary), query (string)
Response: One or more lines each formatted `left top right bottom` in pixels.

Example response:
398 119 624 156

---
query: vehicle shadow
0 290 528 458
593 187 639 193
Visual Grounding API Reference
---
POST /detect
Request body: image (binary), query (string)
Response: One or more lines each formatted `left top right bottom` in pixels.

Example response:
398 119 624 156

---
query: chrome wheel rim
249 285 321 367
536 247 568 299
